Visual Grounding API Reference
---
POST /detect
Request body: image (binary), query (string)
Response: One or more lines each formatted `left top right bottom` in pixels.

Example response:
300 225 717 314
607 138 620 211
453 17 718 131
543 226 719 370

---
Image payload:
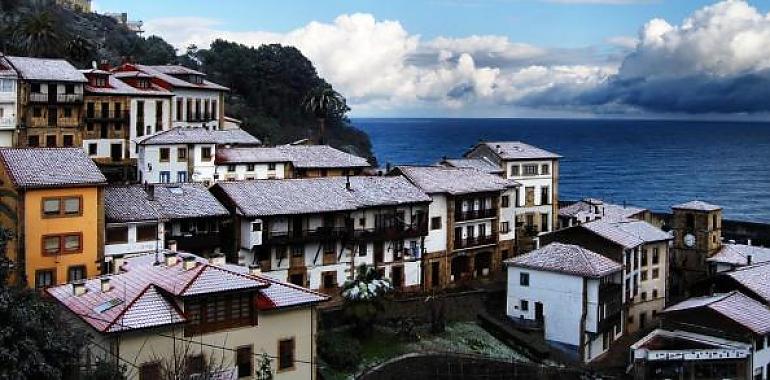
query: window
201 147 212 161
523 164 538 175
268 162 276 171
520 272 530 286
652 248 659 265
88 143 97 156
500 221 510 234
510 165 520 177
641 249 648 267
430 217 442 230
139 362 161 380
176 98 183 121
641 291 647 301
67 265 86 282
227 164 236 172
501 195 510 208
358 242 367 257
177 147 187 161
45 135 57 147
541 164 550 175
252 222 262 232
106 226 129 244
159 171 171 183
159 148 170 162
247 164 255 172
173 170 185 182
185 293 255 335
278 338 295 371
27 135 39 147
520 300 529 312
137 224 157 242
63 107 72 118
641 270 648 281
35 269 55 289
652 268 660 279
43 234 81 255
33 106 42 117
652 289 658 298
291 244 304 257
65 84 75 94
275 246 287 260
63 235 81 252
322 271 337 289
541 213 549 232
757 337 765 351
540 186 550 205
31 83 41 93
236 346 253 378
42 197 81 217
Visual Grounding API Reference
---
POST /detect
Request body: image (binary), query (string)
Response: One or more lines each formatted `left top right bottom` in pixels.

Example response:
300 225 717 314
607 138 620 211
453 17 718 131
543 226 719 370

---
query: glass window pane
44 236 60 254
43 199 60 215
64 235 80 251
64 198 80 214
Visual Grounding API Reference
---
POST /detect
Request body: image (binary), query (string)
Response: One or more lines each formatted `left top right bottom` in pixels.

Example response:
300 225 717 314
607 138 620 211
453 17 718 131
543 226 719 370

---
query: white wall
83 139 126 160
0 78 17 142
507 266 585 348
425 194 448 253
171 88 221 130
215 162 288 182
105 222 164 257
129 97 172 158
138 143 216 184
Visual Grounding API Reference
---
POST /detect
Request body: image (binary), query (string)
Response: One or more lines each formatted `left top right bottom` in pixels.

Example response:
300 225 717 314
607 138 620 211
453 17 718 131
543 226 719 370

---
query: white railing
0 117 15 128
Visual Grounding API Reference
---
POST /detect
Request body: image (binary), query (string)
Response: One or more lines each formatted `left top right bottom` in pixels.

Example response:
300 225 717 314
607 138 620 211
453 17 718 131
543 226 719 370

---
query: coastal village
2 37 770 380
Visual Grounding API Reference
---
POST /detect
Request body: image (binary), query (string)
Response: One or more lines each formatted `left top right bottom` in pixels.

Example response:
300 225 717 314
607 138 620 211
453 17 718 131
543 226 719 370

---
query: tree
14 9 62 58
302 84 349 145
341 265 393 337
136 35 177 65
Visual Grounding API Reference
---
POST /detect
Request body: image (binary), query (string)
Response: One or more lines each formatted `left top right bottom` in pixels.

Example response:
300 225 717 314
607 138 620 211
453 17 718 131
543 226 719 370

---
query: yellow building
0 148 106 288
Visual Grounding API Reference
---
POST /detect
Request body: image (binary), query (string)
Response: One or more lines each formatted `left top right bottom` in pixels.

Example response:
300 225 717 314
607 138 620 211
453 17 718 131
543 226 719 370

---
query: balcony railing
354 222 428 241
85 110 129 122
455 208 497 222
454 235 497 250
29 93 48 102
266 227 349 244
0 117 15 128
57 94 83 103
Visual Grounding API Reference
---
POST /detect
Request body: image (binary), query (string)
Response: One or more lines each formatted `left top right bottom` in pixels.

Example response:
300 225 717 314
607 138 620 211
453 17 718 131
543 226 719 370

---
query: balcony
454 234 497 250
57 93 83 103
0 92 15 102
354 222 428 241
266 226 349 244
85 110 129 122
29 93 49 103
455 208 497 222
0 117 15 129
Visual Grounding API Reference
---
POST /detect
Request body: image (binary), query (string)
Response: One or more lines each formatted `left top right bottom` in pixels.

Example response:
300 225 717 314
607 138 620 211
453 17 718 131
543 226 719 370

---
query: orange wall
24 187 101 286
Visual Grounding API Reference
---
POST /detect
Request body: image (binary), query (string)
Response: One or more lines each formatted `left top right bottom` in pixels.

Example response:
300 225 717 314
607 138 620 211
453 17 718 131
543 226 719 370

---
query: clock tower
669 201 722 300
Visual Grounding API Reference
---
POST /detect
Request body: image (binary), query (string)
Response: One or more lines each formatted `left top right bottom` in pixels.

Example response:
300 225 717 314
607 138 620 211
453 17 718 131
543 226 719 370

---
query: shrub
318 331 362 371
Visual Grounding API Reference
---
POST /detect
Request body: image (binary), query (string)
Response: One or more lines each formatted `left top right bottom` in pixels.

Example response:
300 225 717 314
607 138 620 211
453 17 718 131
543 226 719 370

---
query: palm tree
302 84 347 145
14 10 61 58
341 265 392 337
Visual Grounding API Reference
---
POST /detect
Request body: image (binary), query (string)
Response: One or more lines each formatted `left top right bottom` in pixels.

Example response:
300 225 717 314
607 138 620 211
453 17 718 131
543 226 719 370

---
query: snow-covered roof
708 244 770 267
6 56 86 82
505 242 621 278
672 200 722 212
138 127 261 146
440 158 504 174
664 291 770 335
0 148 106 189
134 64 228 91
580 219 671 249
105 183 228 222
725 262 770 303
471 141 561 161
396 165 519 195
559 198 647 222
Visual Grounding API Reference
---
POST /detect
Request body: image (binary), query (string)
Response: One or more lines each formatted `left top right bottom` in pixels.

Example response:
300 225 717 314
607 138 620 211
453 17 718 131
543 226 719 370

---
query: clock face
684 233 696 248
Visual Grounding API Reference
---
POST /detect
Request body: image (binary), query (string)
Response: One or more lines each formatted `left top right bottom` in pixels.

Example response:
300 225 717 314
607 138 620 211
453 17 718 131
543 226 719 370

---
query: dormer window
184 74 203 84
90 75 108 87
137 79 150 89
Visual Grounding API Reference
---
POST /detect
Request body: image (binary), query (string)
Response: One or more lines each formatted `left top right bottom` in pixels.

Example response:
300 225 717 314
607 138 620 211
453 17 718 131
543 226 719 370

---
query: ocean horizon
353 117 770 223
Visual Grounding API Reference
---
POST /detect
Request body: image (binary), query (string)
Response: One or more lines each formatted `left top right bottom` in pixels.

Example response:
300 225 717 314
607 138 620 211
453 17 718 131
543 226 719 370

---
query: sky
94 0 770 118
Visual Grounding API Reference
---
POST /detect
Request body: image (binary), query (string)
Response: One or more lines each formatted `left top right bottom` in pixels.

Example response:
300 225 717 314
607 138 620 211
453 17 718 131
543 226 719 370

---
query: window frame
201 147 213 161
136 224 158 243
430 216 442 230
41 196 83 218
519 272 530 287
106 226 129 245
34 268 56 289
236 345 253 378
177 147 187 161
159 147 170 162
67 265 86 283
41 233 83 255
277 337 296 372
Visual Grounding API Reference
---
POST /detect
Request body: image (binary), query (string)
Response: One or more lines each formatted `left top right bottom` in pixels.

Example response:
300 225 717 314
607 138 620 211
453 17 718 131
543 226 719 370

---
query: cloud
145 1 770 116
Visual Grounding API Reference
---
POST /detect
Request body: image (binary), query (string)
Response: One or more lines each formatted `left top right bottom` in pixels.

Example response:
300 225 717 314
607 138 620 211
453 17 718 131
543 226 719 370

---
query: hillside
0 0 375 162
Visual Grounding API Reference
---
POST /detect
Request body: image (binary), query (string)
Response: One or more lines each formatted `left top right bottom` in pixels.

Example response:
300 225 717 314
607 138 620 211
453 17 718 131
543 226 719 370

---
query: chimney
747 255 753 265
100 277 111 292
496 144 502 154
146 184 155 201
112 254 125 274
748 239 752 246
210 253 226 266
73 280 87 296
164 251 178 266
385 162 391 173
248 264 261 276
345 175 352 191
98 60 111 71
167 240 177 253
182 255 196 270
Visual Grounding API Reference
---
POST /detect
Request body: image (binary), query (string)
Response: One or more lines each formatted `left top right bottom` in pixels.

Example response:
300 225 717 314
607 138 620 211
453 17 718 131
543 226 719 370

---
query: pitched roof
505 242 621 278
0 148 106 189
83 71 172 97
664 291 770 335
672 200 722 212
6 56 86 82
396 165 518 195
278 145 370 169
215 176 430 217
134 64 228 91
0 56 18 79
726 262 770 302
473 141 561 160
440 158 504 174
215 147 291 164
47 253 268 333
138 127 261 146
708 244 770 267
47 252 327 333
580 219 671 249
559 198 647 222
104 184 228 222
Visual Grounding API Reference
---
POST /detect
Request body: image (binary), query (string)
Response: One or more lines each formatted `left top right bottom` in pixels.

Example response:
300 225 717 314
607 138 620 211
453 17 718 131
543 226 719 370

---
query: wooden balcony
455 208 497 222
353 222 428 241
266 227 349 244
85 110 129 122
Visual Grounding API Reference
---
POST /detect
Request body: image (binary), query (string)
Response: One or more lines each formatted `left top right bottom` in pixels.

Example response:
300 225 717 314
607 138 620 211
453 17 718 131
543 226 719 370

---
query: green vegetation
341 265 393 337
0 1 375 161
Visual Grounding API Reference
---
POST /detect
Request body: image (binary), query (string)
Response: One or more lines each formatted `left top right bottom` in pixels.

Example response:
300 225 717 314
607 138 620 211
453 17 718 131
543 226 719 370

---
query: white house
112 70 173 158
465 141 561 251
137 126 260 184
0 55 18 147
393 165 518 290
558 198 650 229
114 63 228 130
104 183 229 258
214 145 371 181
505 242 624 362
211 176 431 293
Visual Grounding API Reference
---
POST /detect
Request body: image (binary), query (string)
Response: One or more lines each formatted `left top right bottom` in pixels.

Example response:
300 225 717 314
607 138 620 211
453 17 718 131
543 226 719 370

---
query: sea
353 118 770 223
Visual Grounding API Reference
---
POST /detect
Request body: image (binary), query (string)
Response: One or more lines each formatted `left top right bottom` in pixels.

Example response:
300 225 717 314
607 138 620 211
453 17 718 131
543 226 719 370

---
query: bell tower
670 201 722 300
